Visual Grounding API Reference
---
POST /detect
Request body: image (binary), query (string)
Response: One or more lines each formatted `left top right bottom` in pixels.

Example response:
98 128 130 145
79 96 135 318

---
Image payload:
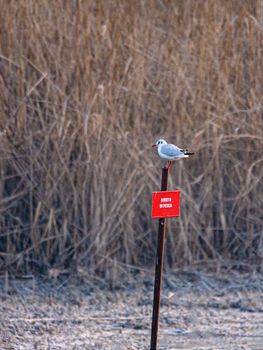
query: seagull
152 138 194 170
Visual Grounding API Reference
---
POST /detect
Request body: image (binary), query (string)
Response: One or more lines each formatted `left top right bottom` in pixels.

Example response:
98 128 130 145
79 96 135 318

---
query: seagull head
152 139 167 148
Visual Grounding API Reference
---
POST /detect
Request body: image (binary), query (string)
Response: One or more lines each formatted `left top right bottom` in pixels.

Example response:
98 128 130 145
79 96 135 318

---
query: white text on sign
160 203 172 208
161 198 171 203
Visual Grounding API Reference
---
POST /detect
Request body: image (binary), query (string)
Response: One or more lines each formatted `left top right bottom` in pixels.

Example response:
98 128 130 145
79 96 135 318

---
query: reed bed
0 0 262 279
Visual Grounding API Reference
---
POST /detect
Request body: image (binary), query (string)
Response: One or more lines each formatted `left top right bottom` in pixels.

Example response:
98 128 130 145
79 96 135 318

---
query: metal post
150 166 169 350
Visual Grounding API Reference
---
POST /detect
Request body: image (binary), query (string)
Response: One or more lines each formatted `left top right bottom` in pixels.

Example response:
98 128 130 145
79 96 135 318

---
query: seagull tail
184 151 195 156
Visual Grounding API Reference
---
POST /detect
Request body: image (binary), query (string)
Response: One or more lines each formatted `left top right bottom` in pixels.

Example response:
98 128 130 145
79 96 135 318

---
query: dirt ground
0 270 262 350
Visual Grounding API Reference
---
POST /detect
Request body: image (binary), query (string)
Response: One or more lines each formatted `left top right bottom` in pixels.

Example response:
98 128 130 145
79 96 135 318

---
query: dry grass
0 0 262 279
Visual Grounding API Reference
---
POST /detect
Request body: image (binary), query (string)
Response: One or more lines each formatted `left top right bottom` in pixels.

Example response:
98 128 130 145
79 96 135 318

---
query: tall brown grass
0 0 262 279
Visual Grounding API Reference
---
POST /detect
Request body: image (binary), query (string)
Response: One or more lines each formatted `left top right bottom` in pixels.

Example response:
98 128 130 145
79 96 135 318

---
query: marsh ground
1 271 262 350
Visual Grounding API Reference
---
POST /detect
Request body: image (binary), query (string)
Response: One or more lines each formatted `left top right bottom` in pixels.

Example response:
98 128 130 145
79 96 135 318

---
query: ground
0 270 262 350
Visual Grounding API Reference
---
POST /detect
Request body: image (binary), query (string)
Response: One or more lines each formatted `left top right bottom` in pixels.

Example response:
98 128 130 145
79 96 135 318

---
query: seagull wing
161 143 183 157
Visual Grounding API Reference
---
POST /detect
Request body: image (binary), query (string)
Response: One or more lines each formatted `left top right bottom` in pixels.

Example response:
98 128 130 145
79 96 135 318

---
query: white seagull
152 138 194 170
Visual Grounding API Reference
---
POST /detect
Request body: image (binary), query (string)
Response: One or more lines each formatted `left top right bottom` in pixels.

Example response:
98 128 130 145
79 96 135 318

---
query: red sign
152 191 180 218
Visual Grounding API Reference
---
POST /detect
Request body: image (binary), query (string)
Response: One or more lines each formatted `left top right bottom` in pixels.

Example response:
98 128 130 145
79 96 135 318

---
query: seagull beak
152 144 157 148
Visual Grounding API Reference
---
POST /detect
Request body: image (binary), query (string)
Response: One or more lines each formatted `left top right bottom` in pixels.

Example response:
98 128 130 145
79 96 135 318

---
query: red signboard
152 191 180 218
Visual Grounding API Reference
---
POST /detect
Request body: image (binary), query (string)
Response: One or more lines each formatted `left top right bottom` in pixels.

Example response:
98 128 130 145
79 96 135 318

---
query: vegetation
0 0 262 279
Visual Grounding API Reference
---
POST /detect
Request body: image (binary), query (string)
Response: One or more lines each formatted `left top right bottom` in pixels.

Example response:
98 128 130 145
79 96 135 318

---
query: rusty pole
150 166 169 350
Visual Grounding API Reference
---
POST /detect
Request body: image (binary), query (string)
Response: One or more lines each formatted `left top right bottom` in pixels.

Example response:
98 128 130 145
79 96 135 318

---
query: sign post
150 166 180 350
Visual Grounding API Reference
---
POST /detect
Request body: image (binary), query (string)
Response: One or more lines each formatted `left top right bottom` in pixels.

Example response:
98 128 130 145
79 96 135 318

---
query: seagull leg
167 161 171 172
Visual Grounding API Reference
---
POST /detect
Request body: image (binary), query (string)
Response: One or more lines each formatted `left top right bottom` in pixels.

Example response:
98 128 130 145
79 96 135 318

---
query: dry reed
0 0 262 279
